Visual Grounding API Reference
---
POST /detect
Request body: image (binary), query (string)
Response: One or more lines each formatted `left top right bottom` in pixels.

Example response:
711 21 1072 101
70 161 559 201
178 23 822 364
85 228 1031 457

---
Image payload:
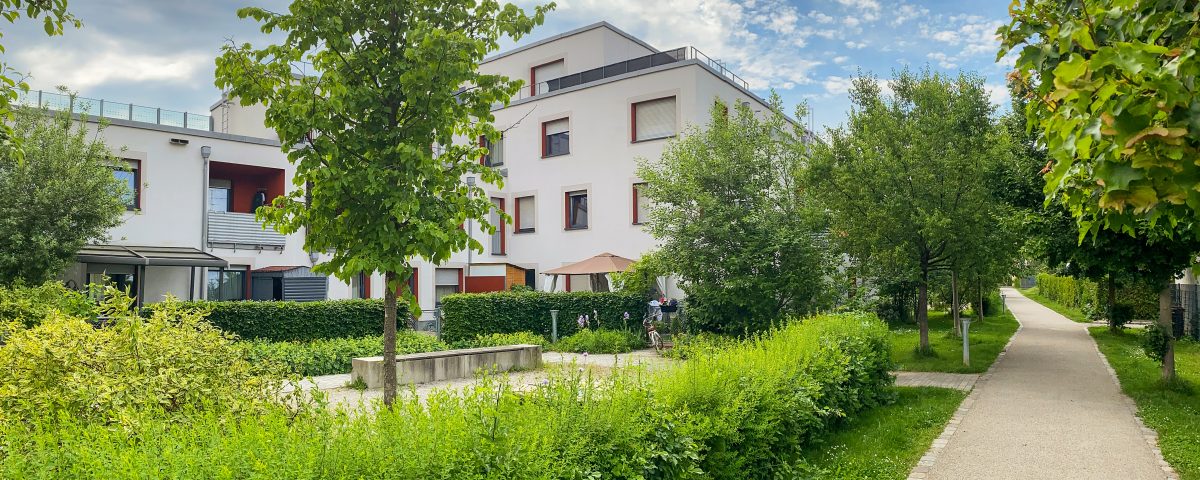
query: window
434 268 461 304
565 190 588 230
350 272 371 299
480 134 504 167
490 197 506 255
515 196 535 233
632 96 677 142
112 160 139 210
542 118 570 157
524 268 537 291
530 59 565 95
207 267 246 301
86 264 137 298
209 179 232 212
633 183 650 224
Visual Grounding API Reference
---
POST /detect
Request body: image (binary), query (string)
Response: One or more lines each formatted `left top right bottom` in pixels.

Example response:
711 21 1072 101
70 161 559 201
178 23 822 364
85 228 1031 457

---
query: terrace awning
543 252 634 275
76 244 228 268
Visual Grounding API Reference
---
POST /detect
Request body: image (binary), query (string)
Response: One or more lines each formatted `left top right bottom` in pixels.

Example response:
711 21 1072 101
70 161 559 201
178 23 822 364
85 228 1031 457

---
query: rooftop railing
20 89 213 132
504 46 752 105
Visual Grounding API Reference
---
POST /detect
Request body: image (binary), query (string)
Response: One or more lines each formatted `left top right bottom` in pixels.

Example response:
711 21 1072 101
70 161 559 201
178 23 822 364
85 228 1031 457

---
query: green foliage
242 333 447 377
890 310 1021 374
1036 273 1160 322
438 291 644 343
1035 273 1099 313
808 68 1008 352
451 331 548 349
0 99 127 285
0 312 893 479
549 329 642 354
661 331 738 360
638 97 832 334
145 299 395 342
1143 323 1172 364
1000 1 1200 238
1091 328 1200 477
0 290 280 426
0 281 93 329
1109 303 1134 332
0 1 81 154
611 253 666 299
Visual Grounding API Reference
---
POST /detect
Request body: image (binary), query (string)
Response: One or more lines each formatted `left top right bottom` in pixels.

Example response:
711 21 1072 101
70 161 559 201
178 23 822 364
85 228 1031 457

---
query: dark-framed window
209 178 233 212
480 134 504 167
351 272 371 299
490 197 506 255
633 183 650 225
207 267 247 301
632 96 677 142
565 190 588 230
542 118 570 157
515 195 535 233
112 159 140 210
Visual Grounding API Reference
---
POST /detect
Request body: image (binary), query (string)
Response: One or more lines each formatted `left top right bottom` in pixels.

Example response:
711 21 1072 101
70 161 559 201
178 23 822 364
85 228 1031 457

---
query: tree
214 0 551 406
999 1 1199 239
0 0 81 154
637 98 832 334
0 96 126 286
1000 1 1200 380
808 69 998 353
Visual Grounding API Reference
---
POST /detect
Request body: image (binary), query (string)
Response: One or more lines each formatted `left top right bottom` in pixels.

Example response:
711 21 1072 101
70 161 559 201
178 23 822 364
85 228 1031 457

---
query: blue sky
7 0 1014 131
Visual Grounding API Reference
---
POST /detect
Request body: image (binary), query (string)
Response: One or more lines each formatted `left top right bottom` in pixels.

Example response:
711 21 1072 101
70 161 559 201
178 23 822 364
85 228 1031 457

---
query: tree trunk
1106 275 1117 325
383 270 399 407
977 277 984 324
952 270 961 337
1159 284 1176 382
918 270 930 353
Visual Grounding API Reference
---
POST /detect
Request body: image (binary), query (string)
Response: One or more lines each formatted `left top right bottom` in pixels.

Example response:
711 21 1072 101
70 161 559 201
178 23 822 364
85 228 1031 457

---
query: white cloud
836 0 881 22
833 55 850 64
927 52 957 69
17 30 207 91
842 16 861 28
890 4 929 26
823 75 854 95
985 83 1011 107
808 11 834 24
845 41 868 49
923 16 1005 57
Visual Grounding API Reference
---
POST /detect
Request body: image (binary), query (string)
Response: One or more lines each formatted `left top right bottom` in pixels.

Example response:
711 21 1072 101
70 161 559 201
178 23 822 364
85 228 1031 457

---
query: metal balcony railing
207 211 286 250
20 90 213 132
502 46 751 105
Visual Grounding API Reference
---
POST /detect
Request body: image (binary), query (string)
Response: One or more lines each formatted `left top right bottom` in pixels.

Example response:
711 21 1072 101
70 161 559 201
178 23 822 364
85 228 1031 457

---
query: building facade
52 22 783 317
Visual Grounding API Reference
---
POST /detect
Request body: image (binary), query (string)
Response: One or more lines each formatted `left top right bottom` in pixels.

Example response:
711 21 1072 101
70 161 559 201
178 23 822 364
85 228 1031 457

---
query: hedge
241 333 447 377
1036 273 1160 320
1 312 894 479
439 291 645 343
145 299 403 342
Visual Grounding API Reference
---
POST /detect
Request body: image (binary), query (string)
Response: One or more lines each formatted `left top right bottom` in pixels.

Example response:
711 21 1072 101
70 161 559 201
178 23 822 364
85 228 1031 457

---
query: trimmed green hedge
145 299 402 342
241 333 447 377
1036 273 1160 320
439 291 645 343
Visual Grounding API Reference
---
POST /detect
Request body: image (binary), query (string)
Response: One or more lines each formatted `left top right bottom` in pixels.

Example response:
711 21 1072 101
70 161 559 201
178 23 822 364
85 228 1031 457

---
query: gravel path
914 287 1174 480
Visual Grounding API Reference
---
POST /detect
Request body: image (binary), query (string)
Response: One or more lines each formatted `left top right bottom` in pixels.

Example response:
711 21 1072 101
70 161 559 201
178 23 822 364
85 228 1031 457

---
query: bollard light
550 309 559 343
962 318 972 367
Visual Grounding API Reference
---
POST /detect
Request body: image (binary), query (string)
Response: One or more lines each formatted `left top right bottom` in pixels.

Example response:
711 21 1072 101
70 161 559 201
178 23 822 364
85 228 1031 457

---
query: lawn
1090 328 1200 479
890 310 1019 373
1019 287 1090 323
798 386 965 479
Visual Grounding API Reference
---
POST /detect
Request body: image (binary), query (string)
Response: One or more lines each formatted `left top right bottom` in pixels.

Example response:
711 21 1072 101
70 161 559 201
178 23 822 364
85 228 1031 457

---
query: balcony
206 161 287 250
21 89 212 132
506 46 752 104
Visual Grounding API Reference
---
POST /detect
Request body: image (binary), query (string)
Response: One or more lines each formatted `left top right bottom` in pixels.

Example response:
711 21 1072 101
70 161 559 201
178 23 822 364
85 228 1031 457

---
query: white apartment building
50 21 784 316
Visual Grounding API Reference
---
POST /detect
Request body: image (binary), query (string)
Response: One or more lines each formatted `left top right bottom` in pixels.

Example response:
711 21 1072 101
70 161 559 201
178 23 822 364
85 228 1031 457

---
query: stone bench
351 344 542 389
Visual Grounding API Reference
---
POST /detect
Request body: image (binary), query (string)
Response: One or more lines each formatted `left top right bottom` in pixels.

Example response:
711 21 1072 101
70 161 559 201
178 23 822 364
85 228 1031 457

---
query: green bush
242 333 447 377
439 291 645 343
549 328 643 354
145 299 401 342
0 281 94 329
662 331 739 360
0 312 893 479
451 331 548 349
1036 273 1099 312
1036 273 1160 321
0 291 279 426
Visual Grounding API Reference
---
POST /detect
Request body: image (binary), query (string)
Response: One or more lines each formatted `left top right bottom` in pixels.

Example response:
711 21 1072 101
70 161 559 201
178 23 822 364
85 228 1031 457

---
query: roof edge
482 21 658 65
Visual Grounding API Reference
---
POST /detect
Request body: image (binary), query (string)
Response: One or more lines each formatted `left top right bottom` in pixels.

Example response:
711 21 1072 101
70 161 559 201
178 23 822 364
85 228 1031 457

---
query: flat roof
77 244 228 268
482 21 658 65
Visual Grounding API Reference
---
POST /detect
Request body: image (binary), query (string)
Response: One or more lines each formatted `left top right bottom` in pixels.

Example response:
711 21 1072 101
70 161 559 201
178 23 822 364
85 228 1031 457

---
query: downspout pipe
200 145 212 300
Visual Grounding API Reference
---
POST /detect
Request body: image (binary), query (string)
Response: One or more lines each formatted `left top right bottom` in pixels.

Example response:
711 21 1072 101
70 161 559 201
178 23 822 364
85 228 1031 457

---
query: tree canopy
214 0 552 405
0 0 81 154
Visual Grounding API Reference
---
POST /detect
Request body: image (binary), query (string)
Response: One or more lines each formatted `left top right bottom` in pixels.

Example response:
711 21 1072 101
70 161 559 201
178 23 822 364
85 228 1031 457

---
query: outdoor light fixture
200 145 212 159
465 176 476 186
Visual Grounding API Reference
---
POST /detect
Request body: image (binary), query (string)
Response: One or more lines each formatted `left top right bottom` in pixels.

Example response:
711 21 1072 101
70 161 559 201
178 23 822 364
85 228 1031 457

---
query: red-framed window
514 195 535 233
564 190 588 230
530 59 565 96
490 197 506 255
351 272 371 299
632 183 650 225
542 118 570 157
631 96 677 142
479 134 503 167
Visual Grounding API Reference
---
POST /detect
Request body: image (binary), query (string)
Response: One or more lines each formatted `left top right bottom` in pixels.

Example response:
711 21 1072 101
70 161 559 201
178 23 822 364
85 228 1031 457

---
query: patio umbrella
544 252 635 292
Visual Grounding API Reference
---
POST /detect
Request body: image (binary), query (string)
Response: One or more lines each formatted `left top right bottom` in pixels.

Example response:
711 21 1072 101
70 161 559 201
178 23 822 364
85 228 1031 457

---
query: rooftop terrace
20 89 212 132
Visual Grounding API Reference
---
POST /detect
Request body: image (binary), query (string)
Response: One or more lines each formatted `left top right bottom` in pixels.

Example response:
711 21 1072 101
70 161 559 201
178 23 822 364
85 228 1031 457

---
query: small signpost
962 317 972 367
550 309 560 342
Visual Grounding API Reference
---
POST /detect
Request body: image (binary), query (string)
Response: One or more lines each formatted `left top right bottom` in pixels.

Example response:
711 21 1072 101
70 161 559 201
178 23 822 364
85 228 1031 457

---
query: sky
7 0 1015 132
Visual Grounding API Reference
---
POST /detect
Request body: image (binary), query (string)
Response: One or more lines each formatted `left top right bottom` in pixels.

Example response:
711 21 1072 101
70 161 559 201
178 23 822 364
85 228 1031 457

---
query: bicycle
642 309 664 352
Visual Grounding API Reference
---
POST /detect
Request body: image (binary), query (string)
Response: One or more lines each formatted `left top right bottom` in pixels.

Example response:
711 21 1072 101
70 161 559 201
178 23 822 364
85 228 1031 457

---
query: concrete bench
351 344 542 389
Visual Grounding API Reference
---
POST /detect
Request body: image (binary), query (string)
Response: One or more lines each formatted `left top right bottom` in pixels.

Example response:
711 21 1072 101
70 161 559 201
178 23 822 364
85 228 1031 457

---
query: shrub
145 299 402 342
661 331 739 360
452 331 548 349
0 291 279 426
439 291 644 343
0 281 94 329
1142 323 1172 364
0 312 892 479
1036 273 1099 312
549 328 643 354
1036 273 1159 321
242 333 447 377
1109 303 1134 331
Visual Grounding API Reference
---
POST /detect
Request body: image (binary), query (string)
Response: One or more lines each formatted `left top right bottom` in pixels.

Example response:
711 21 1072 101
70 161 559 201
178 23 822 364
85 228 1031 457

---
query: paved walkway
913 288 1174 480
895 371 979 391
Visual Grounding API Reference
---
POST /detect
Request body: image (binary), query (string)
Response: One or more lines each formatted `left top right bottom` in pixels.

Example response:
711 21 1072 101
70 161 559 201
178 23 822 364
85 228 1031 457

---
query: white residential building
52 21 785 317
